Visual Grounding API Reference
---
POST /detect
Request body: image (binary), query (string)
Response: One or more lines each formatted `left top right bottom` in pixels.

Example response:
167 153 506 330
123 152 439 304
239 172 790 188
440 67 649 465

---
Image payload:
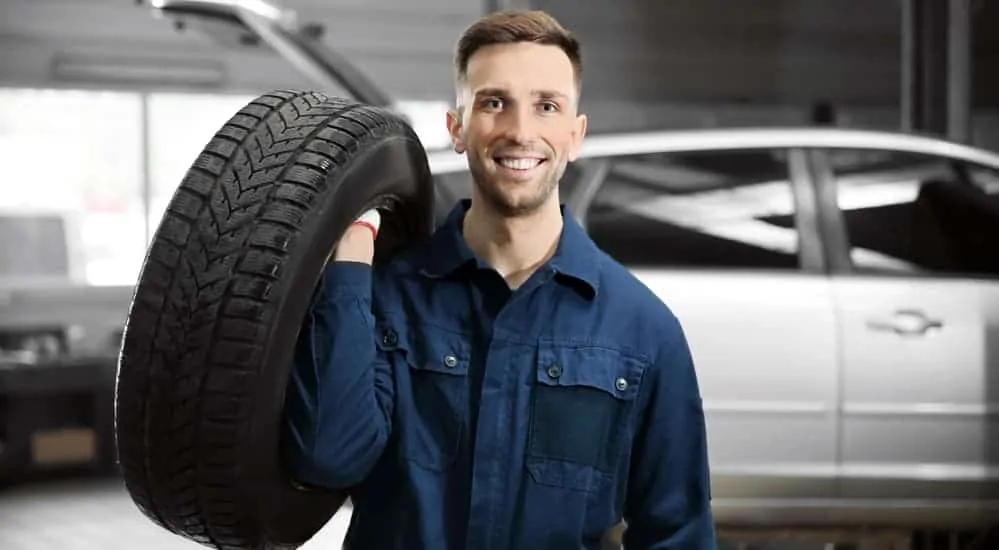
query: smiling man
282 10 717 550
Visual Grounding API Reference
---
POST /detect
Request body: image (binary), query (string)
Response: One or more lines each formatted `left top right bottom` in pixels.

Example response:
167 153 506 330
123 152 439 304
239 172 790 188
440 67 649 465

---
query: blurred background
0 0 997 549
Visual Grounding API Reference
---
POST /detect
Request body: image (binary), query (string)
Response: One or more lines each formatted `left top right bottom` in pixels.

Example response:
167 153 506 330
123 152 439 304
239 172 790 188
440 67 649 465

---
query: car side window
583 148 801 270
825 148 999 278
965 163 999 196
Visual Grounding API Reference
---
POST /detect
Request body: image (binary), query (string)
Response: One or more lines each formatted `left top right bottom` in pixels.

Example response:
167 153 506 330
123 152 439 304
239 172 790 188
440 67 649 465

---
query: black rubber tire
114 90 435 549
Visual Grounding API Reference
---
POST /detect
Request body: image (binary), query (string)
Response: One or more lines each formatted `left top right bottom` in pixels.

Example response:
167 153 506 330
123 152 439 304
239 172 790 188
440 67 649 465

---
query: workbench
0 355 118 488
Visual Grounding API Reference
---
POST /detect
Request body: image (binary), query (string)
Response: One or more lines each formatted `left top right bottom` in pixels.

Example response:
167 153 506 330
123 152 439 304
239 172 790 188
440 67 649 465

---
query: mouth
493 155 546 175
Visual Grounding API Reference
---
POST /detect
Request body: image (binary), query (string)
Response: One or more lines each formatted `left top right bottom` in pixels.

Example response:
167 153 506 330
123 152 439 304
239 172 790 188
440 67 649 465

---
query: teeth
498 158 542 170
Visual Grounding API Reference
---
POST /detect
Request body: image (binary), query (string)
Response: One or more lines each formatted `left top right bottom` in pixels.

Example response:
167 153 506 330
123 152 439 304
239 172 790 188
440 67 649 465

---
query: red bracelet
351 220 378 240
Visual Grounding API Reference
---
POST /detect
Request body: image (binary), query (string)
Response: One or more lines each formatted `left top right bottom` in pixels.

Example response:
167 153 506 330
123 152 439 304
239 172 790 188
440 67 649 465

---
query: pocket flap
377 319 470 376
536 344 646 400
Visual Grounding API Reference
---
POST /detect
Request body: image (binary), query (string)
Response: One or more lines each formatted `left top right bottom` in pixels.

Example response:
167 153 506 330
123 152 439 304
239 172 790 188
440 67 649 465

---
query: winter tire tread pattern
115 90 429 549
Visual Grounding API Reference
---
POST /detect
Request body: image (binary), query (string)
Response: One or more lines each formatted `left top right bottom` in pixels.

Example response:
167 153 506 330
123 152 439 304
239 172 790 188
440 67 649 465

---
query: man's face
447 42 587 218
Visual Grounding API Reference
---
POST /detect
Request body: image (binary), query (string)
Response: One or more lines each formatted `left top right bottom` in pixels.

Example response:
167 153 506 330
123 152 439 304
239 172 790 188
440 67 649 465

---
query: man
282 9 717 549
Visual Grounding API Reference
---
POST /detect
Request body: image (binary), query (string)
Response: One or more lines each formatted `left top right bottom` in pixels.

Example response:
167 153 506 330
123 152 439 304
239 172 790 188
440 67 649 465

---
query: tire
114 90 435 549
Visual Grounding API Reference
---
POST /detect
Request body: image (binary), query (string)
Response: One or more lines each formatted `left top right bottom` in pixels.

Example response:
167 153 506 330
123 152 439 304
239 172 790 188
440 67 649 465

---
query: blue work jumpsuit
282 199 717 549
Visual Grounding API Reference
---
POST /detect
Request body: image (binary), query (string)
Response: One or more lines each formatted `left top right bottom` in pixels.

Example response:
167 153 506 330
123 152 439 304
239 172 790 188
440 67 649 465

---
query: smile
495 157 545 171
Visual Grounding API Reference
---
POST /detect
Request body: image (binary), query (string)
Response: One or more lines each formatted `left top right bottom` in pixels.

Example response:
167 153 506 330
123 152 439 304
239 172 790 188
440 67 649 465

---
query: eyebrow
474 88 569 100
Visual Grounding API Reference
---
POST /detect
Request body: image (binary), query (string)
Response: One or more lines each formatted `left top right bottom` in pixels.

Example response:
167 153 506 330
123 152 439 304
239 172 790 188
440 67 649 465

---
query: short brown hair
454 10 582 91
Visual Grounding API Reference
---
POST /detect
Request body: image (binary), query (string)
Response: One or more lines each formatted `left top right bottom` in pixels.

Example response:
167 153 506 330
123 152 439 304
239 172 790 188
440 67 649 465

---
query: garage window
0 88 145 285
584 149 801 270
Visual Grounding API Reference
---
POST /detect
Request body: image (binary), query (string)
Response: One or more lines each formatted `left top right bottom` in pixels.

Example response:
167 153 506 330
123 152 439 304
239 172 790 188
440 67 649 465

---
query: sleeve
281 260 395 489
622 316 717 549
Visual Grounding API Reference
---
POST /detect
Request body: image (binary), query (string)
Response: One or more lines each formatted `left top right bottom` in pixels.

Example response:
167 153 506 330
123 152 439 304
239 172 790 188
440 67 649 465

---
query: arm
281 213 394 489
622 317 717 549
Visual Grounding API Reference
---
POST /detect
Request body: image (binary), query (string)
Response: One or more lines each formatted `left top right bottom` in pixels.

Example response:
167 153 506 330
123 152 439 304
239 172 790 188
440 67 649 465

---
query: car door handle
865 310 943 336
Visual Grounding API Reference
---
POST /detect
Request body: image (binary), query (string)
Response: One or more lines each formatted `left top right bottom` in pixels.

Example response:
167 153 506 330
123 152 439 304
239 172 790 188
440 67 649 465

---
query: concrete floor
0 476 353 550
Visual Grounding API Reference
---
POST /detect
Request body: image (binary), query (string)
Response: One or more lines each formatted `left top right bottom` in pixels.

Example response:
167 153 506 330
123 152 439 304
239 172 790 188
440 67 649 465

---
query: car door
813 146 999 515
577 146 840 521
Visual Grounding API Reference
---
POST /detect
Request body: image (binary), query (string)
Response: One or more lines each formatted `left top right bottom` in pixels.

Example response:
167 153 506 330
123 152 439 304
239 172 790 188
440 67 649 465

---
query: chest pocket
527 343 648 492
378 320 469 472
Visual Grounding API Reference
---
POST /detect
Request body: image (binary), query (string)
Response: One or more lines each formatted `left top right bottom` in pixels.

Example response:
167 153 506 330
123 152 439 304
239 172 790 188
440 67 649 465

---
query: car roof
426 126 999 175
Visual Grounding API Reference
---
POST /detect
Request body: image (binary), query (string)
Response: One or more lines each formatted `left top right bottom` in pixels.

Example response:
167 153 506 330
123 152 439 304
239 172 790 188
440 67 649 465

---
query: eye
538 101 559 113
480 98 503 110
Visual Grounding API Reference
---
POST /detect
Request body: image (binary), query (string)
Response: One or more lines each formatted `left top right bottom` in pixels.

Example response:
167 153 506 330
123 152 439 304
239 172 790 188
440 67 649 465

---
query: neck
462 196 563 289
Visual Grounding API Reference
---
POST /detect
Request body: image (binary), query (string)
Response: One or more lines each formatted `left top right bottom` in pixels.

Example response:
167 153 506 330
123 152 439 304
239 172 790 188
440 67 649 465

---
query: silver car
430 127 999 534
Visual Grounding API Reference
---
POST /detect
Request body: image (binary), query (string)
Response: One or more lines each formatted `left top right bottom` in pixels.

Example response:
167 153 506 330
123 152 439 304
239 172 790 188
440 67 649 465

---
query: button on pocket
546 364 563 379
527 344 647 492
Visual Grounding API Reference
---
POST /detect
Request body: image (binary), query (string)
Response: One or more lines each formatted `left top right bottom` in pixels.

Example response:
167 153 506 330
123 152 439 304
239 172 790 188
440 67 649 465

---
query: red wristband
351 220 378 240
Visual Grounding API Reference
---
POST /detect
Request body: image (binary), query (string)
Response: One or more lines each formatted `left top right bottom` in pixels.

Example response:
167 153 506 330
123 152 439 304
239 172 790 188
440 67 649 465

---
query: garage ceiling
0 0 995 109
0 0 481 99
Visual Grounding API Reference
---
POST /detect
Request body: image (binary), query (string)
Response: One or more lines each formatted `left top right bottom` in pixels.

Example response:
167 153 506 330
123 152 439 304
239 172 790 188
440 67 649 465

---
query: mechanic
281 9 716 550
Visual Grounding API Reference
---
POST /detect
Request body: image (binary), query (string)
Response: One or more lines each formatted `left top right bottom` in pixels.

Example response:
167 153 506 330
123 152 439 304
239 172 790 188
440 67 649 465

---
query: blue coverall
282 199 717 549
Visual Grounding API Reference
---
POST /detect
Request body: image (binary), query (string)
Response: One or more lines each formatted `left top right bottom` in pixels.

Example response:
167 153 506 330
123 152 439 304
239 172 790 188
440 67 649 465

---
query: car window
825 148 999 278
583 149 801 270
965 163 999 196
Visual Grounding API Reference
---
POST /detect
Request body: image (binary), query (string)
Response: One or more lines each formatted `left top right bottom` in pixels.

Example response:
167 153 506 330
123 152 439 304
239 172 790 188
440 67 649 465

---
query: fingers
331 209 380 265
351 209 381 240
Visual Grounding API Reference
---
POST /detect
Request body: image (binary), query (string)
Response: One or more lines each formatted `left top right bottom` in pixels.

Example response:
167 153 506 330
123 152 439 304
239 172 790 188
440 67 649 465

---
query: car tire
114 90 435 549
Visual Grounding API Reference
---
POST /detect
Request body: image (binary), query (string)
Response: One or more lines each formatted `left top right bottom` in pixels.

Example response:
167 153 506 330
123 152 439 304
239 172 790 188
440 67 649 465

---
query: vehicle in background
430 126 999 533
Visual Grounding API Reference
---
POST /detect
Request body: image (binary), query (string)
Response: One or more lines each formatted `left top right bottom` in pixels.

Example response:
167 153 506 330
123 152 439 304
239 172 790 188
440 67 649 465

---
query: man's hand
332 209 380 265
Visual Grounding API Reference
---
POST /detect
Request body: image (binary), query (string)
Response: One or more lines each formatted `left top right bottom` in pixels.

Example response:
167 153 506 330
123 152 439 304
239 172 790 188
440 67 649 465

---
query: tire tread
117 90 423 548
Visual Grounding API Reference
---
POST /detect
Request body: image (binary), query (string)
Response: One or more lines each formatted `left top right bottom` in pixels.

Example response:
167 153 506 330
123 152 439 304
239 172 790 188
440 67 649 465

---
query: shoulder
591 251 704 407
372 229 440 280
593 249 682 333
368 233 439 310
591 249 689 363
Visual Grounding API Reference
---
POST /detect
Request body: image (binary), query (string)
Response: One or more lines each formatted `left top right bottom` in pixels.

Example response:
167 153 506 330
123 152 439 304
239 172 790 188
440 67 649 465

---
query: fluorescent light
52 54 225 87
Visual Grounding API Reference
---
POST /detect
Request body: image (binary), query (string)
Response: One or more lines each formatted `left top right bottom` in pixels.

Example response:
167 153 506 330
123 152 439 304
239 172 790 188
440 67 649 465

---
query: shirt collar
418 199 601 299
417 200 481 279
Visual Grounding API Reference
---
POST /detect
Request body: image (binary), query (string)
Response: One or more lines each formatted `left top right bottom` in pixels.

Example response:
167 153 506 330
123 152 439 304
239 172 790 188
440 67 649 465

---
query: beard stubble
467 153 567 218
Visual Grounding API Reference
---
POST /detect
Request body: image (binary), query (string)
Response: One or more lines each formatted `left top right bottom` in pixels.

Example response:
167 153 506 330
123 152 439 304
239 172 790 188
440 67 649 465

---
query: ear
446 108 467 154
567 113 588 162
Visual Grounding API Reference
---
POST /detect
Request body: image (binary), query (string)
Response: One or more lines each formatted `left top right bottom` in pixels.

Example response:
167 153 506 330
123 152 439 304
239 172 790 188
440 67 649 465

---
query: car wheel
114 90 435 549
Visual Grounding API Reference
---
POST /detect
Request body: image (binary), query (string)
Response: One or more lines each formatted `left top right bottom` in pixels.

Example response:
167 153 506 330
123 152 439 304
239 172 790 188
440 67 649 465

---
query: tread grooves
184 93 352 548
115 90 429 549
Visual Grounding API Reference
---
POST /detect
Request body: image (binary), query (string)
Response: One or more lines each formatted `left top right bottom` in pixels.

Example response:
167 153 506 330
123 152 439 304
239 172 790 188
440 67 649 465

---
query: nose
499 102 536 146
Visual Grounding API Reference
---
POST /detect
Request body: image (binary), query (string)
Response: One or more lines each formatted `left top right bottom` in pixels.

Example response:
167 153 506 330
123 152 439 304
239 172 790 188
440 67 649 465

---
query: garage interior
1 0 998 549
